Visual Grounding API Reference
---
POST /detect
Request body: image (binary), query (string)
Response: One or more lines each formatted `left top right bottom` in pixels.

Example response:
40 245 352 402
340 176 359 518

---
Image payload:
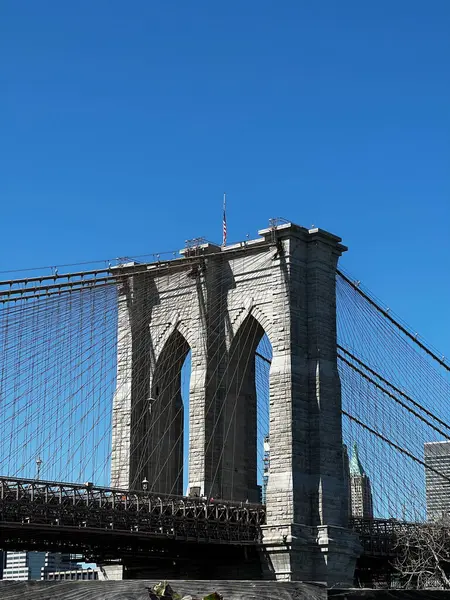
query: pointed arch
228 302 274 351
131 327 191 496
218 313 272 503
153 316 197 367
250 305 274 346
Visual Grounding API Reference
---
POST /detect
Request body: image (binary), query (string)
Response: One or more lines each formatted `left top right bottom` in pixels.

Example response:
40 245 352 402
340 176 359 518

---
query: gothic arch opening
218 314 272 502
256 332 272 503
181 349 191 494
132 328 190 495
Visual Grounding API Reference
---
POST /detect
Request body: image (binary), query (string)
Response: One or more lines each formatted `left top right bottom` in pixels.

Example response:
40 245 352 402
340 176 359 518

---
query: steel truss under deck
0 477 266 546
0 476 433 575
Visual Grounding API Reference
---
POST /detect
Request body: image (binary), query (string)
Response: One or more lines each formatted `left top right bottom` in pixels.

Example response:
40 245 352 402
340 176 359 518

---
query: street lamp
36 457 42 480
142 477 149 492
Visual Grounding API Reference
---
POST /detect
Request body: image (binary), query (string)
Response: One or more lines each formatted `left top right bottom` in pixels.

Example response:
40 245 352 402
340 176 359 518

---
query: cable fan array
4 248 445 517
0 252 273 499
337 270 450 522
0 284 117 485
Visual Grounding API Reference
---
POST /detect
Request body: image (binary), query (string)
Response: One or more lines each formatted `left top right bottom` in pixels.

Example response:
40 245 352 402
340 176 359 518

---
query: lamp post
142 477 149 492
36 457 42 480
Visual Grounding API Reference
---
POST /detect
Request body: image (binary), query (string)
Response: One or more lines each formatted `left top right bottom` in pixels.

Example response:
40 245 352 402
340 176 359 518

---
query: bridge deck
0 476 265 547
0 476 421 560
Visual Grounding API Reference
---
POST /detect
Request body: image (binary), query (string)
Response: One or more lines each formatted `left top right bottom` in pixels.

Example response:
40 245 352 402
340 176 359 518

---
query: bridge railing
0 477 266 544
350 517 424 556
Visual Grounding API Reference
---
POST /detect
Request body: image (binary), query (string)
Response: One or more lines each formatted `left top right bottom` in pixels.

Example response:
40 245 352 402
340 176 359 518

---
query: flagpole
222 193 227 246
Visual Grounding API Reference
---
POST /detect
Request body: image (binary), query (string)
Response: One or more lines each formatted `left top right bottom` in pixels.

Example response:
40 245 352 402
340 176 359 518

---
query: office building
44 567 99 581
2 551 77 580
424 441 450 521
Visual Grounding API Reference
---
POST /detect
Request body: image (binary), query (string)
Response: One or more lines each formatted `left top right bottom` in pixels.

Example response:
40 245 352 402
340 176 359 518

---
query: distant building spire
349 442 373 518
349 442 365 477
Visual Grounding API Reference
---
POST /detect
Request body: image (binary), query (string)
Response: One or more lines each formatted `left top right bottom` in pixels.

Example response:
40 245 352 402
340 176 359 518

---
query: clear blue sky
1 1 449 353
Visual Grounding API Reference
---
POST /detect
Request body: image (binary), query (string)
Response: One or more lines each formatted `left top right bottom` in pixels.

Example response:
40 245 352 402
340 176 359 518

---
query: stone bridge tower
111 221 361 585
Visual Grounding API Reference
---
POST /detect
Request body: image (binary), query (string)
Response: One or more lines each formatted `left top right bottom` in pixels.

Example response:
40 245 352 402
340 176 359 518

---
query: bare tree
394 519 450 589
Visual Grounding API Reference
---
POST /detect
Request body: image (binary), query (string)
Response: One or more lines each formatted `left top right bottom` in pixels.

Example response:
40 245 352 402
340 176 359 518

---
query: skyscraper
424 441 450 521
349 442 373 518
342 444 352 520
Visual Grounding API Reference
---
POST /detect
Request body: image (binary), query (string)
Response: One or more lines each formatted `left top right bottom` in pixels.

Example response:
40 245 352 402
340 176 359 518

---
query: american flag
222 193 227 246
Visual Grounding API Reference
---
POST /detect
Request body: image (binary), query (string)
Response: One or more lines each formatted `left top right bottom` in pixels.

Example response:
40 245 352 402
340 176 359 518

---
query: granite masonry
110 222 361 585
